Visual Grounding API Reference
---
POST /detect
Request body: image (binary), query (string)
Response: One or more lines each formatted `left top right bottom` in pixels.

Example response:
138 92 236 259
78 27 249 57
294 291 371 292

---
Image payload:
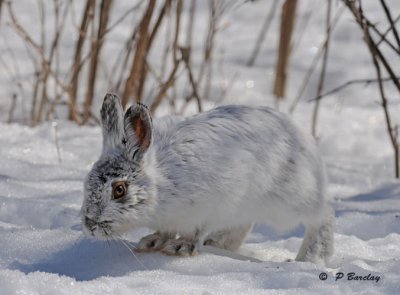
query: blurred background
0 0 399 182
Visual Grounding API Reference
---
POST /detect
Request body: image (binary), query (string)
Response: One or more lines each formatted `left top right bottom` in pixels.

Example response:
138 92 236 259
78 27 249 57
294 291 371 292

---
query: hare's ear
124 103 153 162
100 93 125 151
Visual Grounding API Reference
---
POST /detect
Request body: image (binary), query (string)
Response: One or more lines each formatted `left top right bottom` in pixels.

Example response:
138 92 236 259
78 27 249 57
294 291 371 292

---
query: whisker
111 239 126 260
118 237 148 270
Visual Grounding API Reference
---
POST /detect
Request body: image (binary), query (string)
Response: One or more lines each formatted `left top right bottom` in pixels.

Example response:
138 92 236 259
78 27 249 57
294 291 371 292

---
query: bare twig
0 0 3 23
181 47 202 112
137 0 172 102
69 0 95 123
367 18 400 55
185 0 196 51
291 0 316 53
48 0 63 121
343 1 400 94
7 2 44 55
379 0 400 51
7 94 17 123
7 1 70 125
200 0 227 101
376 14 400 47
273 0 297 100
246 0 278 66
311 0 332 138
112 23 138 93
150 59 182 114
103 0 144 35
0 33 29 123
172 0 182 62
121 0 156 107
289 5 345 113
307 76 397 102
36 0 69 124
83 0 113 124
370 42 399 178
342 0 400 177
160 4 173 80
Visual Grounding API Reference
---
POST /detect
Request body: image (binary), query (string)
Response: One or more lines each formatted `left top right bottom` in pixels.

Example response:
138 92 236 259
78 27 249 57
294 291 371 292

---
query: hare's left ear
100 93 125 152
124 103 153 162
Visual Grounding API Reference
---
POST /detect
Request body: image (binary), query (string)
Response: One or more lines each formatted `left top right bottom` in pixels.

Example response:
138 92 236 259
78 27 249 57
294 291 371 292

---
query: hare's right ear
124 103 153 162
100 93 125 152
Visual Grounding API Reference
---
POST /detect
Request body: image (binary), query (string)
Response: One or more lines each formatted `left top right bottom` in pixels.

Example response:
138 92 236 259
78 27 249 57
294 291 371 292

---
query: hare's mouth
82 216 116 240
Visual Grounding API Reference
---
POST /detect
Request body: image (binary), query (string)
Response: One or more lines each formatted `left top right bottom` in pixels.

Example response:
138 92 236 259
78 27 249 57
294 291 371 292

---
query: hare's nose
85 216 97 230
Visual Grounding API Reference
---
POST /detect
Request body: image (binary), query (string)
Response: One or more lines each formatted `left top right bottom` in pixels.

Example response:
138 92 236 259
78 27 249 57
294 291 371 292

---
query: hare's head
81 94 156 239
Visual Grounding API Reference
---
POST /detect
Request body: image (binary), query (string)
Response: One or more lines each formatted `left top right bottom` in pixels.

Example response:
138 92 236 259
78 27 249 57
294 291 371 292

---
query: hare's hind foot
135 231 169 253
295 207 334 265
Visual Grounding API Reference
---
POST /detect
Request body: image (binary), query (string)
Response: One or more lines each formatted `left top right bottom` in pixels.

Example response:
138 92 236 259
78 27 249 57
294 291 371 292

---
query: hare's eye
112 181 127 200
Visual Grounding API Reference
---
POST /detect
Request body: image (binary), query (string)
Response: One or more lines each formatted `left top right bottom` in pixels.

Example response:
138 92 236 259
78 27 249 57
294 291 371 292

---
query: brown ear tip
126 103 151 118
136 102 149 111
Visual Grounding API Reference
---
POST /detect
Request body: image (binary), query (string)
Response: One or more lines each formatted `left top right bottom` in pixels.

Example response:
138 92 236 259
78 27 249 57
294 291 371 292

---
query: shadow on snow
9 238 170 281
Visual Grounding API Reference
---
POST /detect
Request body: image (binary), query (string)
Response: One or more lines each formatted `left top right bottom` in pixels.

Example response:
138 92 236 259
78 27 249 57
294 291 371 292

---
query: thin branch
36 0 69 124
273 0 298 99
185 0 196 50
291 0 316 53
311 0 332 138
367 19 400 55
7 1 70 125
369 35 399 178
379 0 400 50
289 5 345 113
83 0 113 124
180 47 202 112
7 94 17 123
201 0 218 101
246 0 278 66
69 0 95 123
7 2 44 55
0 0 3 23
103 0 144 35
376 14 400 47
366 28 400 92
150 59 182 114
342 0 400 178
137 0 172 102
112 23 138 93
121 0 156 107
307 76 397 102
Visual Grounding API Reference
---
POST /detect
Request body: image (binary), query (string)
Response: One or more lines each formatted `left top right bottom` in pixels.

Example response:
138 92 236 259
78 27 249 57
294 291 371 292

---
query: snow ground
0 121 399 294
1 0 400 294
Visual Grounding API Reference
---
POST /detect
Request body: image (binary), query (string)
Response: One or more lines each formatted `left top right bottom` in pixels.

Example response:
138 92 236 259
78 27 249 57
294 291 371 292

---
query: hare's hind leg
295 207 334 264
203 223 253 251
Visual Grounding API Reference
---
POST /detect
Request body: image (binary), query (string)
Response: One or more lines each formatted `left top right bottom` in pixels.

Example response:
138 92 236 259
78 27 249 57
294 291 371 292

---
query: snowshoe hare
81 93 334 265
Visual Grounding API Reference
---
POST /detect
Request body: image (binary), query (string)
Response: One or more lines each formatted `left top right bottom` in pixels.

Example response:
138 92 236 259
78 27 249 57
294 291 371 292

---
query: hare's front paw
161 237 198 256
135 232 168 252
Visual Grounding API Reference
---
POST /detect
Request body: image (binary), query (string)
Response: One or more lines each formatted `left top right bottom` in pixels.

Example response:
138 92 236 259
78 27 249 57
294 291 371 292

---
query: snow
1 0 400 294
